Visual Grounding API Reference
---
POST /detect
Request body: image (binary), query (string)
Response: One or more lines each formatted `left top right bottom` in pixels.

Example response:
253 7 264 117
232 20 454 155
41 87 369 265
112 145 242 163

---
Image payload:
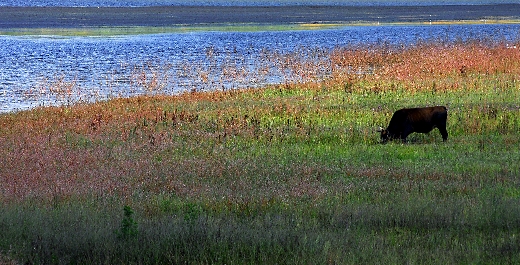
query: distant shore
0 4 519 29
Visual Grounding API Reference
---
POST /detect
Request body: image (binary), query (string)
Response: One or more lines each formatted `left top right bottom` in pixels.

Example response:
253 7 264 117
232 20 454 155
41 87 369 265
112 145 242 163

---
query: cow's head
377 127 389 143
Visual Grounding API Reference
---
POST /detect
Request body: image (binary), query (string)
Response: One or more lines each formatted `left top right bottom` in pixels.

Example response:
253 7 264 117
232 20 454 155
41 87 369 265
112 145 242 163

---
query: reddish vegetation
326 40 520 90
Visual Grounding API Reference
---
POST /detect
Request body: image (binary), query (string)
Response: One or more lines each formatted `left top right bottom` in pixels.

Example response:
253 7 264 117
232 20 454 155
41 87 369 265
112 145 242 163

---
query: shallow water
1 24 519 112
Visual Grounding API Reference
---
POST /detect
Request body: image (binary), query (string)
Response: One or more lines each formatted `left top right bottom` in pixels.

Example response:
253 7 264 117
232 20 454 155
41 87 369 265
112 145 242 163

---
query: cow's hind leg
438 126 448 141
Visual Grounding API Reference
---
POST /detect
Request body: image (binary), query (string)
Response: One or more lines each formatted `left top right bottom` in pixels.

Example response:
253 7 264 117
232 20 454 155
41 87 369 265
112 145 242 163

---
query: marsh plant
27 38 520 110
39 39 520 107
1 37 520 264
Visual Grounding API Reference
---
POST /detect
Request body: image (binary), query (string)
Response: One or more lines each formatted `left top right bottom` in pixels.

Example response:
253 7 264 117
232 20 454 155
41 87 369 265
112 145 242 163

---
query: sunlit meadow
1 38 520 264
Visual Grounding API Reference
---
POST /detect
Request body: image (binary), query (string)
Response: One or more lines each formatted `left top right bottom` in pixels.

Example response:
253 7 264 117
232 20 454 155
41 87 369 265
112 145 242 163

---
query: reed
1 38 520 264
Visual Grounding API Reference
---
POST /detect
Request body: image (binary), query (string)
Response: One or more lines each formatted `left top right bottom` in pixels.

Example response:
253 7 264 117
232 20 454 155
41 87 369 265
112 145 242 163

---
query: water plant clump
1 38 520 264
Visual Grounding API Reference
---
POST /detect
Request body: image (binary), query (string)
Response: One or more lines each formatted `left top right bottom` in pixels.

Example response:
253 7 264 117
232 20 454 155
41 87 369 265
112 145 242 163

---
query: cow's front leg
400 131 412 143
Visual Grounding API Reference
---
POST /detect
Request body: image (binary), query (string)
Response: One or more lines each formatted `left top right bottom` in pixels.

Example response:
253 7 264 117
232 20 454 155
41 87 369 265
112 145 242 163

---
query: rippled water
0 0 516 7
1 24 519 112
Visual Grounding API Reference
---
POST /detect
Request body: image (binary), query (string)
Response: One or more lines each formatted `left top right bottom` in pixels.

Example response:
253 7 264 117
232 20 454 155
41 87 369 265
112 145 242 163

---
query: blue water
0 0 517 6
1 24 519 112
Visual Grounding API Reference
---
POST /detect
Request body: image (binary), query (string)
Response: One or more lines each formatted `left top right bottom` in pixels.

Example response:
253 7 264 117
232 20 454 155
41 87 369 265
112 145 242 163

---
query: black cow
378 106 448 143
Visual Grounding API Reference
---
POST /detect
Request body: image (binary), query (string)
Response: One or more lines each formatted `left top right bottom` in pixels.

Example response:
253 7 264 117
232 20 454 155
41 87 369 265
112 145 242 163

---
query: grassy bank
1 19 520 36
0 24 338 36
1 39 520 263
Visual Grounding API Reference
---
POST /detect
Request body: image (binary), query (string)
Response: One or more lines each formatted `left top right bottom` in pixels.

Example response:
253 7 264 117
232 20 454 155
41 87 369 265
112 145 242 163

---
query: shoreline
1 5 519 29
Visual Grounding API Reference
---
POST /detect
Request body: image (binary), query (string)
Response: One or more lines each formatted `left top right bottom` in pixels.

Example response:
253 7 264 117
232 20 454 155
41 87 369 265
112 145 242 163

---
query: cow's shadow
380 133 445 145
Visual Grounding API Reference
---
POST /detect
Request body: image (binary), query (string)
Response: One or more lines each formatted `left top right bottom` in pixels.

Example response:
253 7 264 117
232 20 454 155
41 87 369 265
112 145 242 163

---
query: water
0 0 517 6
1 24 519 112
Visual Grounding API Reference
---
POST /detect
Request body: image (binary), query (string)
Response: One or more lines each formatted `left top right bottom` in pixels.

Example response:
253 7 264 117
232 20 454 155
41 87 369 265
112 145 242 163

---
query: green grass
1 41 520 263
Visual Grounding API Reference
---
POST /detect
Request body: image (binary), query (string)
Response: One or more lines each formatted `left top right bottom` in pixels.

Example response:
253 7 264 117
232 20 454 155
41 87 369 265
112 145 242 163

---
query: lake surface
1 23 520 112
0 0 517 6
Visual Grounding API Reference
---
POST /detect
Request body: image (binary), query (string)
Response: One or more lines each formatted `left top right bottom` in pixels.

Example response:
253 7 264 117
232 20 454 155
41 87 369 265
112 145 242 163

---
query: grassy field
1 39 520 264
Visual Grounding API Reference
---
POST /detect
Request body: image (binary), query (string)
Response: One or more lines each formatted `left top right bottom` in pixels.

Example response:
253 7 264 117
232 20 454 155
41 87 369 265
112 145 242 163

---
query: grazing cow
378 106 448 143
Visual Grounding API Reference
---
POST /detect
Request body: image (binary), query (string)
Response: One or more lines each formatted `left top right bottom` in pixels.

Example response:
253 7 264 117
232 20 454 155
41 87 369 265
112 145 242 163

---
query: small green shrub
117 206 138 239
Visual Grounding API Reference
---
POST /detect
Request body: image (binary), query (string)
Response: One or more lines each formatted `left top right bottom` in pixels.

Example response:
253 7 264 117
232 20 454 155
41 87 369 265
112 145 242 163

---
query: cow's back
385 106 448 140
408 106 447 131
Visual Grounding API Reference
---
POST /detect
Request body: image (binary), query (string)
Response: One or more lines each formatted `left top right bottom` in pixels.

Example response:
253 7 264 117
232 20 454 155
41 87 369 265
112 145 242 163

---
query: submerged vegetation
1 38 520 263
